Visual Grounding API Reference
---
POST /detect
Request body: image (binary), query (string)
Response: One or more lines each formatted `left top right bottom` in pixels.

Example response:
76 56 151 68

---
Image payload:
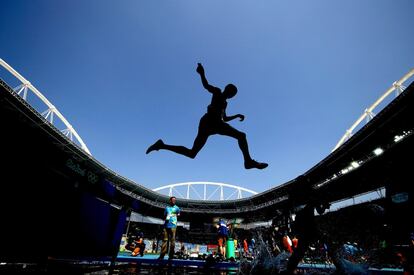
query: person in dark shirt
217 218 229 257
146 63 268 170
285 175 329 274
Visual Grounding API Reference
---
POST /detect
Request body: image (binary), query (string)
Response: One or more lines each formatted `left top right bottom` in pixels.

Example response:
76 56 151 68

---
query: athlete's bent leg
146 132 208 159
217 123 268 169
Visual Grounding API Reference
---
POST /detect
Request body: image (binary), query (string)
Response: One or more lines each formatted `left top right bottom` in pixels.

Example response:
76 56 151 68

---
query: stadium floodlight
350 161 360 168
394 135 403 143
341 168 350 174
373 147 384 156
394 130 413 143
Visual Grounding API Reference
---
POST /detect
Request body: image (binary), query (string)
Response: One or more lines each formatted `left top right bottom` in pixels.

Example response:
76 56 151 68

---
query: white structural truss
0 58 91 155
333 68 414 151
153 182 258 201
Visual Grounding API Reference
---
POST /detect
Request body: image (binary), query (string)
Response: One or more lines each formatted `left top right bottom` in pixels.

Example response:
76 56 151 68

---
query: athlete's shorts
218 236 227 247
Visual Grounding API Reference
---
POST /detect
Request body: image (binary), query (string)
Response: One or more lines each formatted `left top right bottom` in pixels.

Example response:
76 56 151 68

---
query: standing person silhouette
146 63 268 170
158 196 180 260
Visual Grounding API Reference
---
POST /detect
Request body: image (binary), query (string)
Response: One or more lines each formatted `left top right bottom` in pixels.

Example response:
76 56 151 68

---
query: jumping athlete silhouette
146 63 268 170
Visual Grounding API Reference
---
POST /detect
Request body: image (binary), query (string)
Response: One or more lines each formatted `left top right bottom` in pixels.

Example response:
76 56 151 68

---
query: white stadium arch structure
0 58 91 155
153 182 258 201
333 68 414 151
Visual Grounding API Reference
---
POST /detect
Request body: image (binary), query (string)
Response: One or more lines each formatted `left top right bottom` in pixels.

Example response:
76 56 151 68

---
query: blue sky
1 0 414 195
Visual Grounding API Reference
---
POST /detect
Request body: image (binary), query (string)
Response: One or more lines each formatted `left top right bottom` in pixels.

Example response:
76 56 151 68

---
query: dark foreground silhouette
146 63 268 170
282 175 369 275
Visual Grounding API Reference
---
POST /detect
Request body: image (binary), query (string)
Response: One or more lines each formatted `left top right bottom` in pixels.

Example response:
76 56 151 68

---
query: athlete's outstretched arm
223 110 245 122
196 63 220 94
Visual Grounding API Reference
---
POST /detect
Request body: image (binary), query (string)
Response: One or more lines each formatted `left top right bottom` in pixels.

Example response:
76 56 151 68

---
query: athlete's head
223 84 237 99
169 196 176 206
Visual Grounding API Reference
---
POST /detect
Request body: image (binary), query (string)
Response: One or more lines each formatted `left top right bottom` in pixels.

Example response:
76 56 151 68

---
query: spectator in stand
233 236 239 258
282 233 293 253
249 237 256 255
152 240 157 253
158 196 180 260
271 226 282 255
243 238 249 257
292 236 298 250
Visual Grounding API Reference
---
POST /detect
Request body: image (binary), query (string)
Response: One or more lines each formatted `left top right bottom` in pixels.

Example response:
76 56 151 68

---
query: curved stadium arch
153 182 258 200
